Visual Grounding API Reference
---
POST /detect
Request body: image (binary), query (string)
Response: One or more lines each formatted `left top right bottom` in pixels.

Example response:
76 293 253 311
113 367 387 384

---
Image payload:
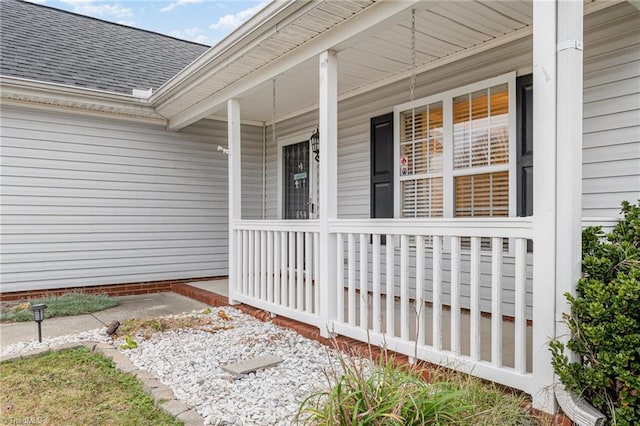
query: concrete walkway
0 292 210 347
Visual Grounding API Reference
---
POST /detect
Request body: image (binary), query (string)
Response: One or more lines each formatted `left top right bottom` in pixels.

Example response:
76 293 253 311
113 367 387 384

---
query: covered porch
153 0 630 414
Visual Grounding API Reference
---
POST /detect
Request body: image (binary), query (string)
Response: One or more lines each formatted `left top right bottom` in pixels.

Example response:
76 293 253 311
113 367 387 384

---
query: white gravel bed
0 327 110 356
1 306 342 425
119 306 338 425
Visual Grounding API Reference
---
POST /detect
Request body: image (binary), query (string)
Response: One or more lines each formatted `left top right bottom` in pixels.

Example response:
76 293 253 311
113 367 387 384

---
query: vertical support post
228 99 242 305
318 50 338 338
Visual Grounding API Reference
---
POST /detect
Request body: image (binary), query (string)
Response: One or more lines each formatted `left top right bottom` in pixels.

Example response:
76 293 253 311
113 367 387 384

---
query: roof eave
0 76 164 122
149 0 312 108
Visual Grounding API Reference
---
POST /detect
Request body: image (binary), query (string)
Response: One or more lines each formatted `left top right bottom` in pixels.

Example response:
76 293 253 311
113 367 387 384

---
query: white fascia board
166 0 421 131
150 0 310 107
0 76 163 122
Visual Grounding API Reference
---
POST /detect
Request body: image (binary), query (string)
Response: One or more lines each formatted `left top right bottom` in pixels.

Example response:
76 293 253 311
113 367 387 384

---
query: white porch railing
328 218 535 395
232 220 321 327
231 217 539 397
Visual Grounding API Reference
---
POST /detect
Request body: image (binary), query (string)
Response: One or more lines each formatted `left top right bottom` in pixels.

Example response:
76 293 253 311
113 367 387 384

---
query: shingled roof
0 0 210 95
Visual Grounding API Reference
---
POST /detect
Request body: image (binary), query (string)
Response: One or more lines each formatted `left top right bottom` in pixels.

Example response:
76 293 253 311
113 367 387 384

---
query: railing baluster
433 235 443 350
235 230 242 297
451 236 461 354
386 235 395 337
470 236 481 361
289 231 296 309
274 231 281 305
415 235 425 346
297 231 304 310
348 233 356 326
260 230 266 300
491 237 503 367
359 233 368 329
267 231 273 303
372 234 381 334
336 233 344 323
305 231 313 313
314 232 320 315
242 230 248 296
248 230 255 298
400 234 409 341
515 238 527 373
281 231 288 307
255 230 261 298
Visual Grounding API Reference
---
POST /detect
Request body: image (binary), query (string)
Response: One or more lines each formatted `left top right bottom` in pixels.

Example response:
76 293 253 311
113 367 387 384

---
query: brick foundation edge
0 276 227 301
173 283 573 426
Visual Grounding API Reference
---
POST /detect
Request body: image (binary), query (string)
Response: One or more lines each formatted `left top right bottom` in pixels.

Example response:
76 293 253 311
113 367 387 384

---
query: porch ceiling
158 0 604 126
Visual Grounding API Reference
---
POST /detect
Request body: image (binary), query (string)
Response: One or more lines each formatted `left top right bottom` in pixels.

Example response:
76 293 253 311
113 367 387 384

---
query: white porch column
318 50 338 337
532 0 558 413
532 0 583 414
228 98 242 305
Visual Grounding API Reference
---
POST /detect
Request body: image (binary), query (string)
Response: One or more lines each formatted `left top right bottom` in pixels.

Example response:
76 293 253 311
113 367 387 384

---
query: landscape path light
30 303 47 343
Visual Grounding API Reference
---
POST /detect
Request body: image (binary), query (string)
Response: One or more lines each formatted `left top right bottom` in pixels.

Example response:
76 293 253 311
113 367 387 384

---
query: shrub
550 201 640 425
297 350 470 425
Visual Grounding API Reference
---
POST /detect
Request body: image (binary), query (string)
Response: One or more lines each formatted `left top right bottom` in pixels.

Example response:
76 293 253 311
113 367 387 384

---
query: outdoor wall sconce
310 127 320 162
31 303 47 343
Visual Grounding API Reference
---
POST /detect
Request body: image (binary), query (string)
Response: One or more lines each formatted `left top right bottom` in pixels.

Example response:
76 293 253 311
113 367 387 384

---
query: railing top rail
328 218 533 239
234 220 320 232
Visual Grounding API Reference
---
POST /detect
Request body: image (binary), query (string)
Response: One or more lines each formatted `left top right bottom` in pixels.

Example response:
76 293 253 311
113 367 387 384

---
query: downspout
555 384 606 426
553 2 606 425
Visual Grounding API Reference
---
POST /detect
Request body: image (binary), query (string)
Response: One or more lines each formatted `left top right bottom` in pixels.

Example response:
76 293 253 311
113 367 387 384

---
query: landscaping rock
106 320 120 335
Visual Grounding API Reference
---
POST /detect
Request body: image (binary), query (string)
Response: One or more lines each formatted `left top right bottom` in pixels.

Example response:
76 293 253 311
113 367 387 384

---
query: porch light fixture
30 303 47 343
310 127 320 162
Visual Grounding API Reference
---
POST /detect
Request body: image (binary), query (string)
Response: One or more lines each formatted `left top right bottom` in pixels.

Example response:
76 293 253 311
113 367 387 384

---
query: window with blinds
399 102 444 218
453 83 510 218
394 73 514 227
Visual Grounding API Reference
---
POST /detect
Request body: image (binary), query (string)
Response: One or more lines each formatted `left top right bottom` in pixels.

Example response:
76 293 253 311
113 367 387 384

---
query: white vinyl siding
242 124 266 219
582 4 640 217
0 106 256 292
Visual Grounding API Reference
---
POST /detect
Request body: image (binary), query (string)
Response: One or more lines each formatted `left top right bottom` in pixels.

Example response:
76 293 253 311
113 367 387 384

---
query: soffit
155 0 376 119
160 0 610 124
214 0 535 122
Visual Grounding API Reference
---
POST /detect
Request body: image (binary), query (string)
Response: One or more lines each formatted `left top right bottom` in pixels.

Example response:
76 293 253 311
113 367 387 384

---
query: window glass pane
490 84 509 165
454 171 508 217
453 84 509 169
401 177 443 218
400 102 443 174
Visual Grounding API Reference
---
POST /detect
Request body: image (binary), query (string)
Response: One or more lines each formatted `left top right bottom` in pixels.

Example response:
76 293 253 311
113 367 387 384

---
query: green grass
0 347 182 426
0 293 118 322
297 347 540 426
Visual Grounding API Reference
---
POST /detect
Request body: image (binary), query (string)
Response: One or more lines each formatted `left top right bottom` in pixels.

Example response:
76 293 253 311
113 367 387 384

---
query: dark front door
283 141 310 219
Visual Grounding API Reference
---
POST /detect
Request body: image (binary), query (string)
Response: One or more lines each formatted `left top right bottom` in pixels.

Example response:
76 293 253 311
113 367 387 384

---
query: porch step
222 355 283 376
